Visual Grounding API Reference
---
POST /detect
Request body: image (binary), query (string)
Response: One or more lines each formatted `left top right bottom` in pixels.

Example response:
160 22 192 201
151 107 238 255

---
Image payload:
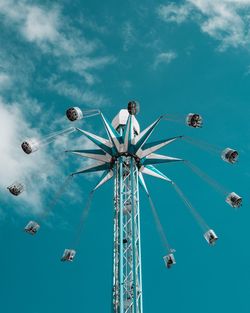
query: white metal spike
140 165 172 182
93 170 114 191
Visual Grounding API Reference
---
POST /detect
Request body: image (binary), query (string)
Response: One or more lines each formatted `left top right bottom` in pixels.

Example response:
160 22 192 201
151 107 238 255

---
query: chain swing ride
7 102 242 313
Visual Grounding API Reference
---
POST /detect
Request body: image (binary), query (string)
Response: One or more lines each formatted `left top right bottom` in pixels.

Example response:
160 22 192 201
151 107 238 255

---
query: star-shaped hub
67 109 183 190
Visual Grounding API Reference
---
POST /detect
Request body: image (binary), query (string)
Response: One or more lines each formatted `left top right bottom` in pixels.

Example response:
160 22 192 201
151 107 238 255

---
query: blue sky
1 0 250 312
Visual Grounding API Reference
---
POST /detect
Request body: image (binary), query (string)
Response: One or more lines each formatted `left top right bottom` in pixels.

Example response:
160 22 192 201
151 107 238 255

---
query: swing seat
204 229 218 246
66 107 83 121
163 253 176 269
221 148 238 164
226 192 242 208
24 221 40 235
7 182 24 196
61 249 76 262
186 113 203 128
127 101 140 116
21 139 39 154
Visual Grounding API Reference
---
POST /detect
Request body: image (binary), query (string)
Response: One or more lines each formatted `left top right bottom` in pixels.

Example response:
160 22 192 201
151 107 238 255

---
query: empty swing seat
61 249 76 262
204 229 218 246
7 182 24 196
226 192 242 208
186 113 203 128
24 221 40 235
221 148 238 164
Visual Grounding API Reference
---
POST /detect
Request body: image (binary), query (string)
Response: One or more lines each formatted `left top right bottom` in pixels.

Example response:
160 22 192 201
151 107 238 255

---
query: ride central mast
112 109 143 313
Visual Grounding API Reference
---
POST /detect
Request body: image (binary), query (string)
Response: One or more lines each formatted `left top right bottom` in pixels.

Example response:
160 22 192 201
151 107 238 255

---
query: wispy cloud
120 80 132 94
78 13 109 35
153 51 177 69
0 1 60 46
0 96 101 218
59 55 116 85
0 1 115 221
157 0 250 51
0 47 35 95
121 21 136 51
0 0 115 86
46 76 110 107
157 2 192 24
0 97 59 215
0 72 11 90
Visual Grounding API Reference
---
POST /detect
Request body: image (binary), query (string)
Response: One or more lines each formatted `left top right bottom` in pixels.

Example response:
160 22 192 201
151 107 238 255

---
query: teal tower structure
70 108 183 313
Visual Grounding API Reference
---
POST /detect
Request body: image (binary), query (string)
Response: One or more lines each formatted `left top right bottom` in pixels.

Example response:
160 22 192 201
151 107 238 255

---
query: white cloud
157 0 250 50
46 76 109 107
0 97 100 218
0 97 58 215
121 80 132 94
121 21 136 51
0 1 115 221
0 48 35 93
0 1 60 46
59 55 116 85
0 0 114 84
157 2 192 24
78 14 108 34
153 51 177 69
0 72 11 89
22 6 59 42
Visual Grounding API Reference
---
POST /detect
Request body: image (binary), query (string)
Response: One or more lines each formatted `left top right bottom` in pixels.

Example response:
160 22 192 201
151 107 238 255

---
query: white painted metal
76 128 113 148
138 137 179 159
145 153 182 161
71 151 111 163
93 170 114 191
112 109 140 134
139 166 172 182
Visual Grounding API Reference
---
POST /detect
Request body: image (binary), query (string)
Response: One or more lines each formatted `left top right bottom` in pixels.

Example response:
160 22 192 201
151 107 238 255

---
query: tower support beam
113 156 143 313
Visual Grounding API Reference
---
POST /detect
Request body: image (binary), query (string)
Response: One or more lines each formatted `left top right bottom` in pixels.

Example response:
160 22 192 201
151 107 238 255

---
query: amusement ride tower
8 101 243 313
66 104 183 313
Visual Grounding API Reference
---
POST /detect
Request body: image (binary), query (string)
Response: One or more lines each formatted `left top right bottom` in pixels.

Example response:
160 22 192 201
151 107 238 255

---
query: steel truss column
112 156 143 313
